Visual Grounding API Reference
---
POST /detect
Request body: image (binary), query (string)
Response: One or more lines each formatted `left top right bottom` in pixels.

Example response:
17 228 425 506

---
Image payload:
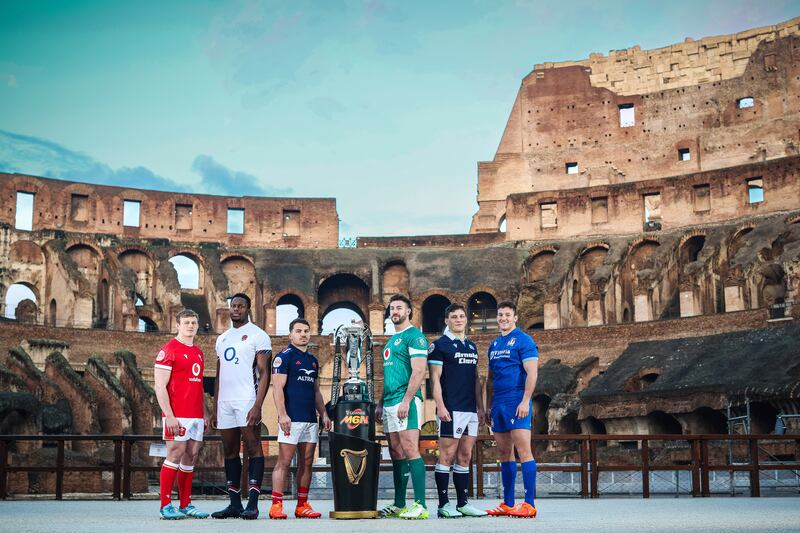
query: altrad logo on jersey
340 408 368 430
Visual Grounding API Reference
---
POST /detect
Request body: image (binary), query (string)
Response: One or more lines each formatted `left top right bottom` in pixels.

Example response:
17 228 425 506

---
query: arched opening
4 283 37 322
728 226 753 260
48 299 57 327
646 411 683 435
498 214 507 233
276 294 305 335
137 316 158 333
525 251 555 283
97 279 109 323
320 302 365 335
169 254 200 290
221 256 256 297
318 274 369 331
620 240 660 323
749 402 779 435
583 416 607 435
687 407 727 434
467 292 497 334
558 411 582 435
640 372 660 390
622 306 631 323
532 394 551 435
680 235 706 265
421 294 451 334
527 322 544 331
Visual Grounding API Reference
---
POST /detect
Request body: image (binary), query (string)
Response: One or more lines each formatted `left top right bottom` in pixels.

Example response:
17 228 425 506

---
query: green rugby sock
408 457 427 507
392 459 409 508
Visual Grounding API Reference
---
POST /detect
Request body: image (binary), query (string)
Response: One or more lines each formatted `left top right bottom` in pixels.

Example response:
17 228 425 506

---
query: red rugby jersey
154 338 205 418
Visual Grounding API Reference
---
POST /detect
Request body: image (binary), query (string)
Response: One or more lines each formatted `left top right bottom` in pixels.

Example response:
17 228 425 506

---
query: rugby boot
178 503 209 519
240 503 259 520
508 502 537 518
269 501 287 519
160 504 187 520
398 501 429 520
437 501 461 518
457 503 487 517
295 502 321 518
211 503 244 519
485 501 514 516
378 503 405 518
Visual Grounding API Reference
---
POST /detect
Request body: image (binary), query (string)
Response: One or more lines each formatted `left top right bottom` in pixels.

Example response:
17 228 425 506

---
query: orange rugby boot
508 502 537 518
295 502 321 519
269 502 287 519
485 502 514 516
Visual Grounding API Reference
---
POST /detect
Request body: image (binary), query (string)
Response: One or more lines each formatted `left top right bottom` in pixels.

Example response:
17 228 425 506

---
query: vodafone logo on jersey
383 348 390 360
192 363 201 377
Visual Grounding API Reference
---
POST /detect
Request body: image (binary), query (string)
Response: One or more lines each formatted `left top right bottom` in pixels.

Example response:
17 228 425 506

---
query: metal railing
1 434 798 500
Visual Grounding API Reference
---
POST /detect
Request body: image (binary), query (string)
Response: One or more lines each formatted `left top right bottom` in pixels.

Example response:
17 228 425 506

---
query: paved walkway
1 498 799 532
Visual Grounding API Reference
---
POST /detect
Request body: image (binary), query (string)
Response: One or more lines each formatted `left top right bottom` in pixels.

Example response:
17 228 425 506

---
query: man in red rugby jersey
154 308 210 520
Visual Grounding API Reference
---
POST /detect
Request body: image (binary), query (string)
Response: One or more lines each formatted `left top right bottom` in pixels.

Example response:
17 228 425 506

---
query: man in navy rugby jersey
269 318 332 519
428 303 487 518
485 300 538 519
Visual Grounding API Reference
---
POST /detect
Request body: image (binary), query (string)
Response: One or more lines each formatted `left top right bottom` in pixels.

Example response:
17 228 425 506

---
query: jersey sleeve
271 350 291 374
255 330 272 354
154 345 175 371
215 335 222 358
408 331 429 358
519 334 539 362
427 339 444 366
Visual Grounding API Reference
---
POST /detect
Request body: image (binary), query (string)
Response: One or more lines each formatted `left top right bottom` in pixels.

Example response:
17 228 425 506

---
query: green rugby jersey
381 325 429 407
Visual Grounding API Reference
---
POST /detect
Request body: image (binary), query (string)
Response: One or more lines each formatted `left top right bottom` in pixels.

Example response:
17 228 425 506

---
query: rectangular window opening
15 191 34 231
747 177 764 204
565 162 579 174
175 203 193 230
692 184 710 212
678 148 691 161
737 97 754 109
227 208 245 234
540 202 557 229
591 196 608 223
283 209 301 237
123 200 141 227
619 103 635 127
70 194 89 222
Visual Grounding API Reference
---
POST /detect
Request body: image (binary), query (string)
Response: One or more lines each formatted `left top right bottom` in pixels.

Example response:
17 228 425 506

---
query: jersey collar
444 327 467 343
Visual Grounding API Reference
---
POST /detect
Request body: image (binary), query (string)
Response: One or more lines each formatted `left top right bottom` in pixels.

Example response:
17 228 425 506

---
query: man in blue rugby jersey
428 303 487 518
484 300 538 518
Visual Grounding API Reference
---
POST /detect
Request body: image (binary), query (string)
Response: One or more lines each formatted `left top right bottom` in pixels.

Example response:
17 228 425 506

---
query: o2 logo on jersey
192 363 201 377
383 348 390 360
223 347 239 364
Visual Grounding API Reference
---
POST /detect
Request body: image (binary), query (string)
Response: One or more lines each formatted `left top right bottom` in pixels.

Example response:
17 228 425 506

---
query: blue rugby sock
521 460 537 506
500 461 516 507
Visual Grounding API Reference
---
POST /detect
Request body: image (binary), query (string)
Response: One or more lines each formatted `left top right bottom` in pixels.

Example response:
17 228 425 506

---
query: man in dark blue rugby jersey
428 303 487 518
269 318 331 519
485 300 538 519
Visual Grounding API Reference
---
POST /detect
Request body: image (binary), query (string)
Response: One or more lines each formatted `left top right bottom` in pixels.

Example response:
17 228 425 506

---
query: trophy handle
331 327 343 406
364 330 374 404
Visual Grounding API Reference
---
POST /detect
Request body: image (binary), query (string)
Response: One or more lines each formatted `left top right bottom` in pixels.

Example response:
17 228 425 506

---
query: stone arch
9 240 44 265
582 416 607 435
67 243 102 287
420 293 451 334
467 290 498 334
498 214 507 233
48 298 57 327
318 273 370 332
524 247 558 283
275 293 306 335
97 278 110 323
619 239 660 323
4 282 39 322
381 260 409 303
532 394 551 435
168 251 203 290
118 249 154 301
679 233 706 265
728 224 755 260
571 244 609 326
646 410 683 435
750 402 779 434
683 407 727 434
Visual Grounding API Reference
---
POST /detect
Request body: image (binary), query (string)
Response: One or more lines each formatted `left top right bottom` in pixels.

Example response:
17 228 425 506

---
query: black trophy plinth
328 399 380 519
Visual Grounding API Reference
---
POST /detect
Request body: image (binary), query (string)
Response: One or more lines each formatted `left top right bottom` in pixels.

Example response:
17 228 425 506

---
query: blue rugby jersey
488 327 538 403
428 330 479 412
272 344 319 423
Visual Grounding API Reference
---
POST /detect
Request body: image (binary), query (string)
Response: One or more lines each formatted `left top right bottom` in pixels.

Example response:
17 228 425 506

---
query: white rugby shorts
216 399 257 429
277 421 319 445
437 411 478 439
163 417 204 442
382 397 423 433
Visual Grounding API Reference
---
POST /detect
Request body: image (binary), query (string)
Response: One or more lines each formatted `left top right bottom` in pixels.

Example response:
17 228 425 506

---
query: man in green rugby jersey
376 293 429 520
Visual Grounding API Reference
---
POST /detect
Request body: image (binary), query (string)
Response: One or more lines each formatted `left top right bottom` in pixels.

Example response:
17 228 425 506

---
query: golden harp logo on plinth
340 448 368 485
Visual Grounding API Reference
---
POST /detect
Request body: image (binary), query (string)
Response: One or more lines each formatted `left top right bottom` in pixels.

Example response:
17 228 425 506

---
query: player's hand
246 406 262 426
164 415 181 437
397 400 410 420
515 400 530 419
210 412 217 430
375 404 383 420
322 414 332 432
279 414 292 435
203 414 211 433
436 404 451 422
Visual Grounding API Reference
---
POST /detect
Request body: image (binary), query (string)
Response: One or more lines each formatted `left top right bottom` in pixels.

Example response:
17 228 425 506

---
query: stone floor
1 497 800 532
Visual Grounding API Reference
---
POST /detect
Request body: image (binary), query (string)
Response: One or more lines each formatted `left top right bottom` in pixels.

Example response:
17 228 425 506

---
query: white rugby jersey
215 321 272 402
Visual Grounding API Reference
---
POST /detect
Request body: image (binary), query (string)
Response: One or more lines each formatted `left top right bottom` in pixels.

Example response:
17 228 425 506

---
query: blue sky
1 0 798 238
